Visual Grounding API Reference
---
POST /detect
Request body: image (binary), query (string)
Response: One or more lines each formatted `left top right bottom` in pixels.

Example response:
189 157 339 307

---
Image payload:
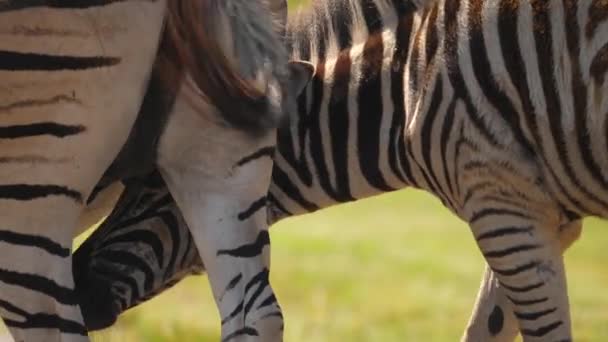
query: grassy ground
81 189 608 342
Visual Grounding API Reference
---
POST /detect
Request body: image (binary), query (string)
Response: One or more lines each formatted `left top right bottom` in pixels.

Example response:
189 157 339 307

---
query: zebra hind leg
157 92 284 341
159 163 283 342
464 197 573 342
462 220 582 342
462 265 519 342
0 201 88 342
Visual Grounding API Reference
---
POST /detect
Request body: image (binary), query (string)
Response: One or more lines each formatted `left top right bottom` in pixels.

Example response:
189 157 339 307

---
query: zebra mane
286 0 433 62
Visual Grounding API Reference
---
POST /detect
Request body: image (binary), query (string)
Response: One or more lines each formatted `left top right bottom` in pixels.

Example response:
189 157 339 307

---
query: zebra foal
0 0 306 341
76 0 608 341
74 0 532 340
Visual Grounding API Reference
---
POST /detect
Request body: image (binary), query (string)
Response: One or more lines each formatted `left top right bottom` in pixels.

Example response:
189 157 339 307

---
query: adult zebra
0 0 304 341
74 0 608 341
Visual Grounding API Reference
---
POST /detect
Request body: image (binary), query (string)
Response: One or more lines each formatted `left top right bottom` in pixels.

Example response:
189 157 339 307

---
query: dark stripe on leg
237 197 267 221
483 244 541 258
243 269 271 317
0 269 77 305
222 327 258 342
491 261 539 276
475 226 534 242
521 321 563 338
256 294 277 310
470 208 532 223
0 230 69 257
217 231 270 258
0 299 86 335
98 230 165 268
224 273 243 293
221 300 244 325
514 307 557 321
235 147 275 167
94 250 155 292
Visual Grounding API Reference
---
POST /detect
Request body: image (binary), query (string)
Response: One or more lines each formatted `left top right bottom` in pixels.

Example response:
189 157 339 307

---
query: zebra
0 0 307 341
80 1 315 340
70 0 535 341
74 0 608 341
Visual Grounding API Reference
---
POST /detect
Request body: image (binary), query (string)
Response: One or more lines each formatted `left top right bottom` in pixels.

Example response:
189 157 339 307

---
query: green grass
287 0 309 11
82 189 608 342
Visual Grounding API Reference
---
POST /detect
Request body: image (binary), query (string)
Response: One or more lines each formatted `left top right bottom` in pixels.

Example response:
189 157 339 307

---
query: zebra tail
160 0 287 135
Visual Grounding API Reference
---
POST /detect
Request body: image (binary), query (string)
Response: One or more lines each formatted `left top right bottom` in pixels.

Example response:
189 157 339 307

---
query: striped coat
74 0 608 341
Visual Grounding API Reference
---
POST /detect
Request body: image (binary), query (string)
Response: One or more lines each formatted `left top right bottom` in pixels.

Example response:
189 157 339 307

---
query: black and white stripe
0 1 167 341
74 0 608 341
0 0 299 341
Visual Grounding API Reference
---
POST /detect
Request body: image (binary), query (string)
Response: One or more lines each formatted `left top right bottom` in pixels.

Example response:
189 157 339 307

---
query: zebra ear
288 60 315 96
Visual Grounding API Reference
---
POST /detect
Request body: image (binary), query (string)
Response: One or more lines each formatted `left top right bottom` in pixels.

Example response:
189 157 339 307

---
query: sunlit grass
84 189 608 342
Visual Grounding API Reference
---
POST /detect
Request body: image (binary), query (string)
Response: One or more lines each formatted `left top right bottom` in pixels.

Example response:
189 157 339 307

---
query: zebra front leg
462 220 582 342
160 167 282 342
157 91 283 341
464 201 573 342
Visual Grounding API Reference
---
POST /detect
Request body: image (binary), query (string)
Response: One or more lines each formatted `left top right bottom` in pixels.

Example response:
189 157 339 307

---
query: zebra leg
462 266 520 342
464 200 573 341
462 220 582 342
157 89 283 342
0 202 88 342
159 164 282 342
0 2 166 340
74 173 205 331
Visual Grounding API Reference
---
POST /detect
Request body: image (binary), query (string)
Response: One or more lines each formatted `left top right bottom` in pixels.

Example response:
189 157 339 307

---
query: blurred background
4 0 607 341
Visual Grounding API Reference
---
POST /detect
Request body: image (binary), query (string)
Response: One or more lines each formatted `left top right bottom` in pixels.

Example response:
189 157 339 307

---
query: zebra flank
0 123 85 139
